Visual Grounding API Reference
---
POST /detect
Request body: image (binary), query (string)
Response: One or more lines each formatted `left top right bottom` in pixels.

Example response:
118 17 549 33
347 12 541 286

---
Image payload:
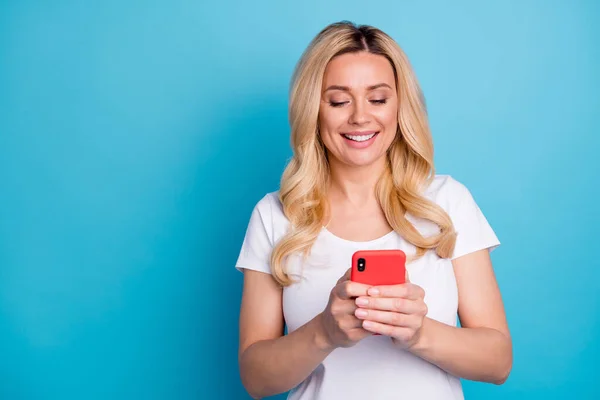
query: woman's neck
327 156 387 207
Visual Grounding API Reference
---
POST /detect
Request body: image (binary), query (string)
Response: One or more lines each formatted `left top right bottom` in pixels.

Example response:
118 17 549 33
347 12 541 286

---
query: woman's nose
348 100 370 125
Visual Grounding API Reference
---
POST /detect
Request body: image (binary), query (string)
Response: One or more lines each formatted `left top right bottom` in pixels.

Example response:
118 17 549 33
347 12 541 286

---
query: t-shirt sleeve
447 178 501 260
234 194 275 274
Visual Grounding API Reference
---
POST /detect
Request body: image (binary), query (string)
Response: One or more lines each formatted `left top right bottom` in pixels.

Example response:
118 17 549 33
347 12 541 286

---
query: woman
235 21 512 400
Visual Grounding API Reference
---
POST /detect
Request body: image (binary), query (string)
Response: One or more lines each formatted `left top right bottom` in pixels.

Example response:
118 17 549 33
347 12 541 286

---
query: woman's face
318 51 399 169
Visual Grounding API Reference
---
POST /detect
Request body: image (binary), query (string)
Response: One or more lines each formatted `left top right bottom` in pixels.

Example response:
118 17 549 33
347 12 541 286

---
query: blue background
1 1 598 399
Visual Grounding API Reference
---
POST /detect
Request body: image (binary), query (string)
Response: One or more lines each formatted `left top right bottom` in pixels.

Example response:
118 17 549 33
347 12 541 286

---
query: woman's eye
329 101 348 107
371 99 387 105
328 99 387 107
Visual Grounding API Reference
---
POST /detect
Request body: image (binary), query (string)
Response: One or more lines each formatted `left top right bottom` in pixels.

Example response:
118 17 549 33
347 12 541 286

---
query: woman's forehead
323 52 396 90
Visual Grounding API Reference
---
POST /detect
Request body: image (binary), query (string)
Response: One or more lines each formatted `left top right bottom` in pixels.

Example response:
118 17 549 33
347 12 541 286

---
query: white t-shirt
235 174 500 400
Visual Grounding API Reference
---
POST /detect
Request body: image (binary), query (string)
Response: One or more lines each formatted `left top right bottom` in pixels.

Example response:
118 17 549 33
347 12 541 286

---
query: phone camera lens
357 258 365 272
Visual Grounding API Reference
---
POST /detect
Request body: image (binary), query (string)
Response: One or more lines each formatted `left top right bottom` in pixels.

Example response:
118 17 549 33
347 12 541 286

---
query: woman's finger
354 296 424 314
354 308 421 329
337 280 371 299
367 283 424 300
331 299 359 316
361 320 413 340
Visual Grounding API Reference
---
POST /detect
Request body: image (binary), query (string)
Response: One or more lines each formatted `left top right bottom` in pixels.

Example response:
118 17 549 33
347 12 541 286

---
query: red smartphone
351 250 406 335
351 249 406 286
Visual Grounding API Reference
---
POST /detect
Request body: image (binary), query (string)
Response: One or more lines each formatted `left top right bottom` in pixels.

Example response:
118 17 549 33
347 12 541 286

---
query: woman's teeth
343 132 377 142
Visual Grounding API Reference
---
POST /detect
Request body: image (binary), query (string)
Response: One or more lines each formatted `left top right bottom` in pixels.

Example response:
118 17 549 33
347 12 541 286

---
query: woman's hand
353 273 428 349
317 268 373 350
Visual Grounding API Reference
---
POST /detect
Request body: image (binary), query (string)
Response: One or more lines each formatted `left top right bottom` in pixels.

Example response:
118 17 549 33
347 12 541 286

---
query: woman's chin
339 152 387 169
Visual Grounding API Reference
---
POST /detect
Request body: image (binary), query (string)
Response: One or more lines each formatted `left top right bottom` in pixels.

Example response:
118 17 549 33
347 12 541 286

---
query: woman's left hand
353 274 428 349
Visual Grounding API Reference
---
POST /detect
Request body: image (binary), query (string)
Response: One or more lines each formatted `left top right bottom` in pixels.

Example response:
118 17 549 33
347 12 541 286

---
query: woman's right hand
317 268 373 350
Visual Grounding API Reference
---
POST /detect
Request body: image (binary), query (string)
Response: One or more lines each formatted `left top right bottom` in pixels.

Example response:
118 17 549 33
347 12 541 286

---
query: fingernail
355 298 369 306
368 288 380 296
355 309 368 318
363 320 374 328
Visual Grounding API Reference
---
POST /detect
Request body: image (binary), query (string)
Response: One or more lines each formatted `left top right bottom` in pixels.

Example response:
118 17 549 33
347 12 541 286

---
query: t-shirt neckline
320 226 397 247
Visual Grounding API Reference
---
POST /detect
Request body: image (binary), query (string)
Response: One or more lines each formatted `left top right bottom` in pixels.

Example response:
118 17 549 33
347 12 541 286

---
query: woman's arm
238 268 373 398
408 249 512 384
238 270 332 399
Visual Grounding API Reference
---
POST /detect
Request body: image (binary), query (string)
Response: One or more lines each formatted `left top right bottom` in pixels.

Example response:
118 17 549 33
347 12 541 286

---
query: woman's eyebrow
324 83 393 92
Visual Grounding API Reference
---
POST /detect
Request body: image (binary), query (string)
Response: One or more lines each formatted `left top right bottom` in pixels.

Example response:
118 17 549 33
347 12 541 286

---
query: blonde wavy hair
271 21 457 286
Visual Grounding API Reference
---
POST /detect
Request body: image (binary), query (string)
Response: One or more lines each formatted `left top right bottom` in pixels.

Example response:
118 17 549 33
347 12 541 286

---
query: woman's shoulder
253 191 282 213
425 174 467 193
250 191 288 228
423 174 474 208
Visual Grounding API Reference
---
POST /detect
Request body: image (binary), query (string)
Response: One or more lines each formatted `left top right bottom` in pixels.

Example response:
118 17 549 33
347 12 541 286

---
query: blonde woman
235 21 512 400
